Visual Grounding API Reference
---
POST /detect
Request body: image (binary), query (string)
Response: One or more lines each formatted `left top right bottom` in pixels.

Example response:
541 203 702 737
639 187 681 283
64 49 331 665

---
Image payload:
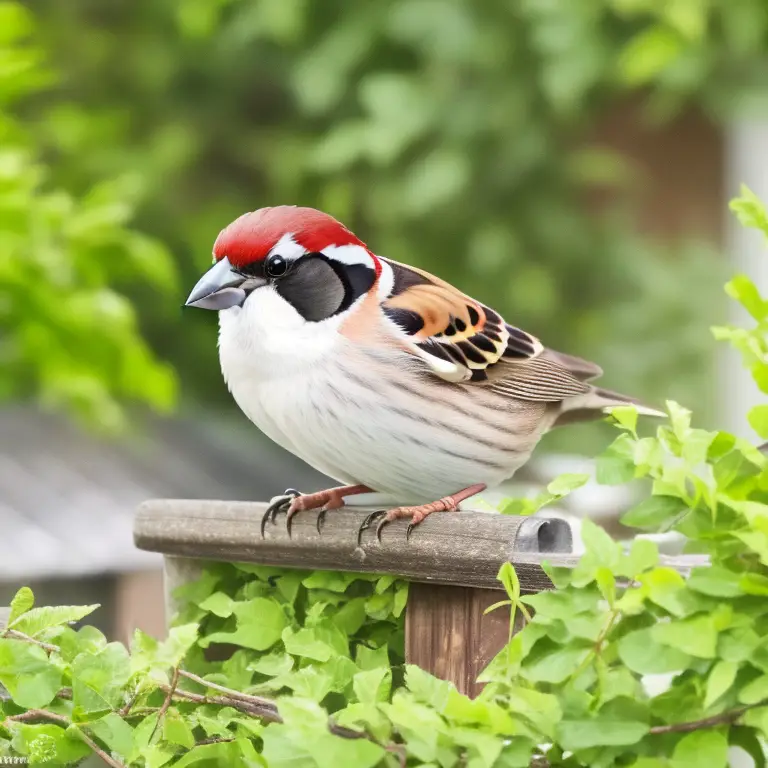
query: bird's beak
185 257 256 311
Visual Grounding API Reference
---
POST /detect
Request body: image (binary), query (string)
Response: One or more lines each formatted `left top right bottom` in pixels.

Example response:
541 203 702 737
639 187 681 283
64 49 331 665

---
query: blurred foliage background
5 0 768 450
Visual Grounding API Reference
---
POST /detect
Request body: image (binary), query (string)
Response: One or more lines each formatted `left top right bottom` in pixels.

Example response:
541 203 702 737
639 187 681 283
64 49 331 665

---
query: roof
0 406 329 581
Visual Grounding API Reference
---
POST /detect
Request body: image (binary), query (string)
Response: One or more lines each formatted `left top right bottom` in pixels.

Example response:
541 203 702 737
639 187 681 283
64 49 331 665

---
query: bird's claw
316 505 331 534
260 488 301 538
357 509 388 546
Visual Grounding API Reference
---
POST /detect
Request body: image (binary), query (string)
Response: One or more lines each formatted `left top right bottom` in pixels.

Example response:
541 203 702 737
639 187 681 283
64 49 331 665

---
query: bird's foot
261 489 301 537
260 484 372 538
357 483 487 545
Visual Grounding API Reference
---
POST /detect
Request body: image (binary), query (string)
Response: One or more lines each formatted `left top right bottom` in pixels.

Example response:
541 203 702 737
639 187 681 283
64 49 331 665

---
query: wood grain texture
405 584 524 697
134 499 574 592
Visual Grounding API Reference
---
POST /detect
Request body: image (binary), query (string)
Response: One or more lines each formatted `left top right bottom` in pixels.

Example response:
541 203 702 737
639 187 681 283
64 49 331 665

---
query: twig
161 683 366 740
4 709 69 725
150 666 180 741
386 744 407 768
160 684 281 723
118 689 139 717
648 702 763 735
73 727 128 768
178 669 275 708
3 628 60 653
195 736 236 746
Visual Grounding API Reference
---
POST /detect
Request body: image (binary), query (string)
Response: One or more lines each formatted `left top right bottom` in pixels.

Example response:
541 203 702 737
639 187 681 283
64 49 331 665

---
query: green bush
1 187 767 767
31 0 768 432
0 1 177 430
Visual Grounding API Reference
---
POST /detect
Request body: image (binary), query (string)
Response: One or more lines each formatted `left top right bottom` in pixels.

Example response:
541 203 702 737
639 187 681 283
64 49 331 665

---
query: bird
185 206 664 541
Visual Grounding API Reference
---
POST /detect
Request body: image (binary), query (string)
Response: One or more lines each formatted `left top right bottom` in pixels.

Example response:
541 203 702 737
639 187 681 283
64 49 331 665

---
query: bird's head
185 206 382 322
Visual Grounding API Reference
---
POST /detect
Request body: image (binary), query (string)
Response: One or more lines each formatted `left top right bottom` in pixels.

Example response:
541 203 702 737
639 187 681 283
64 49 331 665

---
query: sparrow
185 206 663 541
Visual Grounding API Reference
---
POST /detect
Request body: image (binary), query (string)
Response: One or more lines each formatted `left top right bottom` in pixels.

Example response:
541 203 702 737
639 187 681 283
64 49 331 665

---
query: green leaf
72 642 131 717
671 730 728 768
331 597 367 635
8 586 34 626
742 573 768 596
282 621 348 662
621 495 688 530
157 623 199 667
200 598 286 651
618 537 659 578
667 400 692 440
739 674 768 705
547 473 590 496
730 185 768 237
0 638 62 708
249 650 294 677
609 405 638 433
356 644 390 671
173 740 244 767
498 562 521 602
163 707 195 748
280 664 334 700
688 566 743 597
353 667 391 704
308 732 386 768
596 433 636 485
87 713 134 759
9 604 99 637
451 726 505 766
653 615 719 658
261 722 317 767
393 581 409 617
521 643 591 684
618 628 692 674
596 567 616 606
302 570 358 592
749 404 768 438
704 660 738 707
557 718 649 751
405 664 452 709
580 518 620 566
198 591 235 617
725 274 768 322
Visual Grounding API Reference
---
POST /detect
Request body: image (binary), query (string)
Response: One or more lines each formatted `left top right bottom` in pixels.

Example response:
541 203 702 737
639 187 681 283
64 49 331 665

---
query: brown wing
381 258 543 382
380 258 594 401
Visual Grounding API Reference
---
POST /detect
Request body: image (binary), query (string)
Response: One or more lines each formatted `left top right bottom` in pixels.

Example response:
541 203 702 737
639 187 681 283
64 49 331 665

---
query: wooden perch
134 499 573 593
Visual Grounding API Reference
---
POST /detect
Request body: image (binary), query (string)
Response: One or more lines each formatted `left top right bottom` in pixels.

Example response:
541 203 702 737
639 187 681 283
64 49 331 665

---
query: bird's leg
260 484 373 538
285 484 372 536
357 483 487 545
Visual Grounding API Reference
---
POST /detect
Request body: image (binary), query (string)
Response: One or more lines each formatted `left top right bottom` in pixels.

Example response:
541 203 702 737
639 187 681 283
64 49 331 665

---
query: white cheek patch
376 259 394 299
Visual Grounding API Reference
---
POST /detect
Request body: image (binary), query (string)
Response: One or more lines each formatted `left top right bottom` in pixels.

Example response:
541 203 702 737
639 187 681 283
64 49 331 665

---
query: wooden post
405 585 525 697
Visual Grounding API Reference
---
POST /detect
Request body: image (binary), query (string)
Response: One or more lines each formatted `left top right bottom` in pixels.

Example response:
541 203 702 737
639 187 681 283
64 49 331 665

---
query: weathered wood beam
405 584 523 697
134 499 573 592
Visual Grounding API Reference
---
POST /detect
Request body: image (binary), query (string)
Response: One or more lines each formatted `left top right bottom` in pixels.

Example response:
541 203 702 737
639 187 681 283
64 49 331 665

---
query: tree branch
150 666 179 741
73 727 128 768
4 709 69 726
648 701 767 735
3 628 60 653
178 669 276 708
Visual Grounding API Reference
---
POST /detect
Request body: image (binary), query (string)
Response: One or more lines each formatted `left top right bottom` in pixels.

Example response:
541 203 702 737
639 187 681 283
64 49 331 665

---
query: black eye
266 254 288 278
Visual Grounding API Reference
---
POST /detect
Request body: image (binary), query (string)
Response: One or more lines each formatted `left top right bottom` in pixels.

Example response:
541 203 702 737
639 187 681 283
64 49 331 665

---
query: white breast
218 286 541 503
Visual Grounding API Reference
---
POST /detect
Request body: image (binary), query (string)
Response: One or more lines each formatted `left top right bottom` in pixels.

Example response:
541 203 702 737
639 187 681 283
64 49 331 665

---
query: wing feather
378 258 601 401
381 258 543 381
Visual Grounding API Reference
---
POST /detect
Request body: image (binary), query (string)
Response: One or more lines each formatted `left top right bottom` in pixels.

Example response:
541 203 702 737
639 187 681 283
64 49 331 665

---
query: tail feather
550 386 666 429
